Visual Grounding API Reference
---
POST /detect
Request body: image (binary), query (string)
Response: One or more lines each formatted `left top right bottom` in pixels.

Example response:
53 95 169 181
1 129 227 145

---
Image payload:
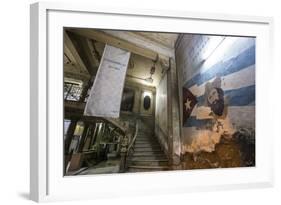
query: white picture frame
30 2 274 202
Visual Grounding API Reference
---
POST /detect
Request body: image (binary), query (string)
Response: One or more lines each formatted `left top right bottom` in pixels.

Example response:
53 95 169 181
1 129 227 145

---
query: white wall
1 0 280 205
155 73 169 153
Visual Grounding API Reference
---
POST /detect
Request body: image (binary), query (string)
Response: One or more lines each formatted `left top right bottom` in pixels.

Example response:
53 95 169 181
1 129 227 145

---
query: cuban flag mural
182 87 197 124
177 34 255 154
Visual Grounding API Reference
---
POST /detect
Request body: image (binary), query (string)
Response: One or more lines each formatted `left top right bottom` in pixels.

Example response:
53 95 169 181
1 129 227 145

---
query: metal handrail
126 121 139 157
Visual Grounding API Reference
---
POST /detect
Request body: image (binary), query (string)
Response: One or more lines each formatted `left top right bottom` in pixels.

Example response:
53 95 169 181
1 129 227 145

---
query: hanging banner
84 45 131 118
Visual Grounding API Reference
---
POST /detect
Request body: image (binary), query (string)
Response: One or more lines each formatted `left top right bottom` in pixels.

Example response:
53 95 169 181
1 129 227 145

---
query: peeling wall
176 34 256 154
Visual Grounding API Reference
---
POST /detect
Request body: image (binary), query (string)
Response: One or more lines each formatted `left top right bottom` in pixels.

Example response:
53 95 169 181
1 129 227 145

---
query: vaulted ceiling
64 28 179 87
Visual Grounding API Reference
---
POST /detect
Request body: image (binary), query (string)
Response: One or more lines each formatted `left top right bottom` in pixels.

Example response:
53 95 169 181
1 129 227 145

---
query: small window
64 81 83 101
143 95 151 110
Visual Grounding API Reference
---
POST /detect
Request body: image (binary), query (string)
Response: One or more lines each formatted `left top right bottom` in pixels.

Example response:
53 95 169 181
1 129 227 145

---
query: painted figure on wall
182 77 235 153
207 87 224 116
178 35 255 167
205 77 225 117
204 77 234 135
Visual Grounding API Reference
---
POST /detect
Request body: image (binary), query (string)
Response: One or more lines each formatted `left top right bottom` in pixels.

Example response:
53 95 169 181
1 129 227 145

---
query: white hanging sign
84 44 131 118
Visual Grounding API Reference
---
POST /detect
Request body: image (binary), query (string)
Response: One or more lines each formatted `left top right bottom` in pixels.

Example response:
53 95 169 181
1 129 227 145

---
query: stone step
135 140 159 144
136 138 158 141
131 159 169 166
135 143 159 147
128 165 170 172
136 137 157 140
136 136 155 139
137 133 154 136
135 137 154 140
134 144 161 148
138 130 154 135
134 147 162 152
133 147 161 151
131 155 167 161
133 150 164 155
131 158 168 162
134 141 159 146
135 139 155 142
128 124 170 172
132 152 166 157
137 133 154 135
138 131 153 133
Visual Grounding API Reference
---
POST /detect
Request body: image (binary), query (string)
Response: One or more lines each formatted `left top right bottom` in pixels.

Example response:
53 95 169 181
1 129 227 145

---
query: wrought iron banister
64 100 129 134
119 120 138 172
127 121 139 156
64 99 138 173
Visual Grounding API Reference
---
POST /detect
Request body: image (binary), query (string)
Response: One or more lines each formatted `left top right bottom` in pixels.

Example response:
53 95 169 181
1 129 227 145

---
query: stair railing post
119 135 129 173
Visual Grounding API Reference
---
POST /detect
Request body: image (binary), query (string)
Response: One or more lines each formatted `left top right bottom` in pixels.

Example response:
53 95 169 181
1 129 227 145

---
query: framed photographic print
30 2 274 202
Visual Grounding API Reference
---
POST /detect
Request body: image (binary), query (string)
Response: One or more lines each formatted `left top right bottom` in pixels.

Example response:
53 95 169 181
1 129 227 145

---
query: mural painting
178 35 256 168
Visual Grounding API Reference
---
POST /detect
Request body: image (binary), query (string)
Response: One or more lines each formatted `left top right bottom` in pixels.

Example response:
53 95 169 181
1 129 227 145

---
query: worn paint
176 34 255 154
155 74 169 154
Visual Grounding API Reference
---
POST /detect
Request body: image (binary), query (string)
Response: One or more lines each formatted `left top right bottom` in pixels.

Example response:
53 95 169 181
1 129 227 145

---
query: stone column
167 58 181 166
167 65 173 165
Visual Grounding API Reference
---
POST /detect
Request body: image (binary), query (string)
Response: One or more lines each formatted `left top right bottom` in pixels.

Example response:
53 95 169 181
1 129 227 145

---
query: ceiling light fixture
145 55 158 83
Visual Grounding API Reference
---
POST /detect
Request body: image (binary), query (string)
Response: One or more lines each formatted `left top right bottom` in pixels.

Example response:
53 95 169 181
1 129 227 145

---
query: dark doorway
121 88 135 112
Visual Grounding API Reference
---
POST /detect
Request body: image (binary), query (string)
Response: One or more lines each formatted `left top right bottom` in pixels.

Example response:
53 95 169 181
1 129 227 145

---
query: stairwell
128 117 170 172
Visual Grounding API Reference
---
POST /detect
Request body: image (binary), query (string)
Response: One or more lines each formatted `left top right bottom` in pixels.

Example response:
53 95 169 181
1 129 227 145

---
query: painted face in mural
207 88 224 116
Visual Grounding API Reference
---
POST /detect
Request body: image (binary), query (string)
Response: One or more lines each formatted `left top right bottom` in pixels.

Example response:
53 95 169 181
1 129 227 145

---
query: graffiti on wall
180 35 255 154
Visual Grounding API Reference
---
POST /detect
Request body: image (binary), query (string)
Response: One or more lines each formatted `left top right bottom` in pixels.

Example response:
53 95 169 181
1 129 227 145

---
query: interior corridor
63 28 255 175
